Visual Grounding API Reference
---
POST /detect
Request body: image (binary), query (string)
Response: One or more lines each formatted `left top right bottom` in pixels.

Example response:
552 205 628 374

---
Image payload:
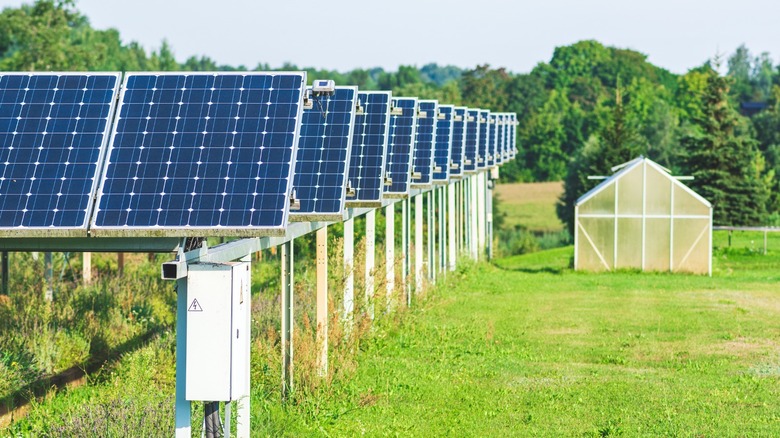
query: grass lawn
6 233 780 436
266 242 780 436
495 181 564 233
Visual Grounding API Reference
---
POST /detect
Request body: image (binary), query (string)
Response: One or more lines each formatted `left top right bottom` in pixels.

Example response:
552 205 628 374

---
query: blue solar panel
449 106 466 178
0 72 120 235
433 104 453 183
463 108 480 174
346 91 391 207
477 110 490 170
290 86 357 221
509 113 518 158
410 100 437 187
92 72 306 236
487 113 497 168
495 113 505 166
384 97 417 197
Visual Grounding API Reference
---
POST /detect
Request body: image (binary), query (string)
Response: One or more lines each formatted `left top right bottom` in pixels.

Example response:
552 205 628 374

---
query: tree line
1 0 777 229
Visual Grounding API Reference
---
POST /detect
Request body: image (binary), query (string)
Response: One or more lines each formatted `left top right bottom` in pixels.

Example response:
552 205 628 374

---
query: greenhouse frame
574 157 712 275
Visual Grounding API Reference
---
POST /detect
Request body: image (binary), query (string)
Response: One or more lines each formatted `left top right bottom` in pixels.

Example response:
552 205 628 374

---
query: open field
6 231 779 436
494 181 564 233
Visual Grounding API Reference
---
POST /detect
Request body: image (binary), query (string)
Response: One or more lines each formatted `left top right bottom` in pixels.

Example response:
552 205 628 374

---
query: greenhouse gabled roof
575 156 711 208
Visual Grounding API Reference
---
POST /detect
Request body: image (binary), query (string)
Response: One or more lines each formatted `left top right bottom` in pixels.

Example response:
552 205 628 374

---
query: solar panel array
346 91 391 207
463 108 480 174
290 86 357 221
92 72 306 236
449 107 466 179
0 72 120 236
433 104 453 183
384 97 417 197
0 70 518 239
410 100 437 187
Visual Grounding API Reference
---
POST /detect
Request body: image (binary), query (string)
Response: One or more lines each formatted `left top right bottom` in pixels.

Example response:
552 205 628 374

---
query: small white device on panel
186 262 250 401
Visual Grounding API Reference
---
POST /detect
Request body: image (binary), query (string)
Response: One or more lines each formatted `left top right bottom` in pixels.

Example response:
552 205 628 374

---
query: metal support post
281 240 294 401
402 199 410 303
175 274 191 437
316 227 328 376
415 194 423 296
427 190 434 282
477 173 486 257
385 204 395 307
1 251 8 295
487 177 493 260
343 218 354 320
448 184 456 271
82 252 91 285
238 254 251 438
44 252 53 301
365 210 376 319
470 176 479 260
439 186 446 272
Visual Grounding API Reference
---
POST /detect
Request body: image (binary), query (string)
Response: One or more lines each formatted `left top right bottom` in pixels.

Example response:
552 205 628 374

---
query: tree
557 85 643 235
680 67 770 226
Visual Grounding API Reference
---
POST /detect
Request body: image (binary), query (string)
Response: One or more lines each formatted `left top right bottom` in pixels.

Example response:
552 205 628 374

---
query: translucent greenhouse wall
575 159 712 275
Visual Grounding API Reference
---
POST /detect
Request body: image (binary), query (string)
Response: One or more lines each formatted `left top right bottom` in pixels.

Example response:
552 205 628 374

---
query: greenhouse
574 157 712 275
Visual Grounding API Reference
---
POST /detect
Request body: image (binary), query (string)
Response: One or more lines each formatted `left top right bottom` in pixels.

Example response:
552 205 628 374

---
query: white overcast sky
2 0 779 74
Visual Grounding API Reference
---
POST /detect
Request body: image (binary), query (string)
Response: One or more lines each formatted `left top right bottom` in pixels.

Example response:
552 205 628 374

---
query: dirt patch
495 181 563 205
712 337 780 358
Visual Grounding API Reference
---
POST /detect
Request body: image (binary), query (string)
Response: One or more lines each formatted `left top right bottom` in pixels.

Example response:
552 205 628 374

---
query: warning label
188 298 203 312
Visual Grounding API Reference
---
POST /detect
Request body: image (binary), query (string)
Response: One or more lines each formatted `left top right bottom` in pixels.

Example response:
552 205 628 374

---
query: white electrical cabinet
185 262 250 401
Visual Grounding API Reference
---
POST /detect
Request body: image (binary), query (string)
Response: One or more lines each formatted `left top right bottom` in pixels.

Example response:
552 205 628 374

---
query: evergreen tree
680 67 770 226
557 83 643 235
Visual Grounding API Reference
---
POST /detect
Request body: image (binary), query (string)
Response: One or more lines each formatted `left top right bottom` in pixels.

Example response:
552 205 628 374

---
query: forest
0 0 777 230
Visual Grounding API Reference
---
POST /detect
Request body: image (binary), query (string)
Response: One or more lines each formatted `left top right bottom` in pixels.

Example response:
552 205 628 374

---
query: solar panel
384 97 417 198
495 113 505 166
486 113 497 168
511 115 517 156
432 104 453 183
290 86 357 222
410 100 437 188
476 109 490 170
0 72 120 236
345 91 391 207
449 106 466 179
92 72 306 237
463 108 480 174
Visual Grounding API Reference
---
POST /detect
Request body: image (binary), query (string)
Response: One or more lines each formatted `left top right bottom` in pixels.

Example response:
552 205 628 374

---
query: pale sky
3 0 780 74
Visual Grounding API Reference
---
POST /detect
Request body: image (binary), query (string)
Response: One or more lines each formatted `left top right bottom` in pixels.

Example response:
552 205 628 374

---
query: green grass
494 181 564 233
255 241 780 436
5 232 780 436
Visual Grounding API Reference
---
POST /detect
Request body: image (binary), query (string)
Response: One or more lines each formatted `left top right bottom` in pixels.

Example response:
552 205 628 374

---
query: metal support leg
175 275 191 437
238 255 251 438
82 252 91 285
1 252 8 295
487 179 494 260
365 210 376 319
402 199 410 304
426 191 432 283
385 204 395 308
316 227 328 376
477 173 486 257
439 186 445 273
281 240 294 401
415 194 423 296
343 218 354 320
44 252 53 301
448 184 456 271
470 176 479 260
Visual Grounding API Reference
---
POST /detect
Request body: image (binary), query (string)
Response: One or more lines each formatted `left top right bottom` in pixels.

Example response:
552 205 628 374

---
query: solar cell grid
0 72 120 236
477 109 490 170
449 106 467 178
495 113 505 166
384 97 417 197
463 108 480 174
433 104 453 183
92 72 306 236
410 100 437 187
487 113 497 167
346 91 391 207
290 86 357 221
